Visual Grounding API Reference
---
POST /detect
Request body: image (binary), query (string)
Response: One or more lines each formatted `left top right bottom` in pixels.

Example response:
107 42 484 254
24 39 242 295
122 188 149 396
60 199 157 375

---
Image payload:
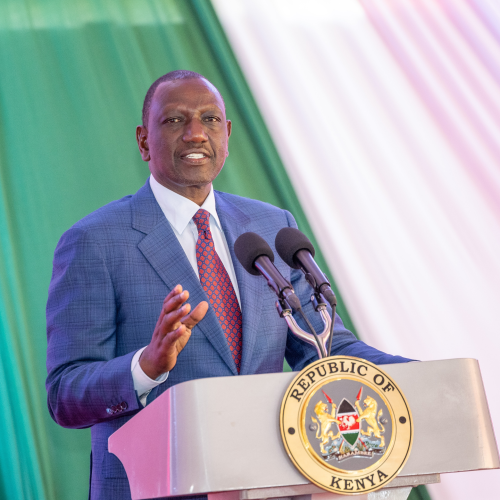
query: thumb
181 301 209 329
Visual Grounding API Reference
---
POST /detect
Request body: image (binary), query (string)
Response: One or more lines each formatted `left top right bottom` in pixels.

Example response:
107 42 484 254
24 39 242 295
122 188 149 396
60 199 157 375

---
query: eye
204 115 221 123
164 117 182 124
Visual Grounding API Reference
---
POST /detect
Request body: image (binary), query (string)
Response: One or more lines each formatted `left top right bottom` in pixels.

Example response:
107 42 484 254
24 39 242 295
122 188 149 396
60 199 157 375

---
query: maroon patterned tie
192 209 243 372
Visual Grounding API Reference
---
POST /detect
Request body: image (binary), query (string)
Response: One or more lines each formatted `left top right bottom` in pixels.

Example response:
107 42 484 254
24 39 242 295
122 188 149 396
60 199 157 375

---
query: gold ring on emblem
280 356 413 495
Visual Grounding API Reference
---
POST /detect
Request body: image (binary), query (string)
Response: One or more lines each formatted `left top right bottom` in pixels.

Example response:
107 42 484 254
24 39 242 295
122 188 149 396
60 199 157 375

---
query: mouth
180 151 211 164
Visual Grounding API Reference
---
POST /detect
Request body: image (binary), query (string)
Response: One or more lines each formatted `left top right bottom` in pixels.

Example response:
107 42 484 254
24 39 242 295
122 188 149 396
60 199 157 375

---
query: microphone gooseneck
275 227 337 356
235 231 328 358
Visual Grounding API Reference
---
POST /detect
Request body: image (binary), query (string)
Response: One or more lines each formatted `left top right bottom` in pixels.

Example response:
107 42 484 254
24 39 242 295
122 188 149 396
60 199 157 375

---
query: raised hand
139 285 209 379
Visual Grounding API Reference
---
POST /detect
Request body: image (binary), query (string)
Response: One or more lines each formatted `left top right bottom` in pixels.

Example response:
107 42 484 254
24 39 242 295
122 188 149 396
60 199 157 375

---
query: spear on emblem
322 390 333 404
355 388 363 415
356 387 363 401
321 390 337 418
355 387 368 449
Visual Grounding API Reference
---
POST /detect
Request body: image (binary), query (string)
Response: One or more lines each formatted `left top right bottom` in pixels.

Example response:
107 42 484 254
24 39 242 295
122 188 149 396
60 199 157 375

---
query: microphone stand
276 294 332 359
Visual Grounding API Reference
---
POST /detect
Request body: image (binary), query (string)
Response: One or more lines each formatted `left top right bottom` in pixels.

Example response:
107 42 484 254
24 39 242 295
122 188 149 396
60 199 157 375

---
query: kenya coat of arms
280 356 413 495
311 388 387 463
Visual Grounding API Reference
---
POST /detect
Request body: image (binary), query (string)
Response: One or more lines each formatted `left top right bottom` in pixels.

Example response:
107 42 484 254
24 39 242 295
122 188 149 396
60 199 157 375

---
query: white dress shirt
131 175 241 406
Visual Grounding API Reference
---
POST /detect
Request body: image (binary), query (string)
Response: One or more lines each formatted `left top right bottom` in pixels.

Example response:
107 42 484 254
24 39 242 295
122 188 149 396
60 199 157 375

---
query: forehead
151 78 225 115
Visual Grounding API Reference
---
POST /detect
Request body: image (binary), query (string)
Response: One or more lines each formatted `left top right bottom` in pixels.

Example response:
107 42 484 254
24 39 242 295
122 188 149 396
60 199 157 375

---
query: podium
109 359 499 500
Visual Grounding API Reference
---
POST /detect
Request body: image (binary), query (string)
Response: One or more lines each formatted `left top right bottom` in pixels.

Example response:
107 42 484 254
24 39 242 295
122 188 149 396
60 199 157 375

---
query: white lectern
109 359 499 500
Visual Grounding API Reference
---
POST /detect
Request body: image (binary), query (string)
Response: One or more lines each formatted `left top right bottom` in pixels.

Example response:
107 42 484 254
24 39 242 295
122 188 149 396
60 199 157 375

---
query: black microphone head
234 232 275 276
275 227 315 269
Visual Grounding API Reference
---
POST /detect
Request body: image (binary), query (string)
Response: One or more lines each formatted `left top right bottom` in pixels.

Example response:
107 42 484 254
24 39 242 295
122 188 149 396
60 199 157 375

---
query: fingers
163 287 189 313
140 320 191 379
161 322 190 351
144 289 208 377
158 302 190 336
164 284 182 303
181 301 209 329
155 287 208 342
159 300 208 347
154 285 182 329
154 285 188 330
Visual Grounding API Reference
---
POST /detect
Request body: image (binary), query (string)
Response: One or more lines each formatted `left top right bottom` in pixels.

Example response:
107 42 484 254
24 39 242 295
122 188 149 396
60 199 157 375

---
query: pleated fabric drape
212 1 500 499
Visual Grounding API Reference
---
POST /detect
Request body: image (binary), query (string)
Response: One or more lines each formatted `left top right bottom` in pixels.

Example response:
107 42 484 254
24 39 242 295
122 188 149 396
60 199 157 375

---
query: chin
180 171 222 187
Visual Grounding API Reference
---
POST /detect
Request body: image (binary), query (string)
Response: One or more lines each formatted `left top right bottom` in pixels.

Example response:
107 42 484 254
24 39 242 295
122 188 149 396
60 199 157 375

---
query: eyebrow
160 102 223 112
157 104 224 117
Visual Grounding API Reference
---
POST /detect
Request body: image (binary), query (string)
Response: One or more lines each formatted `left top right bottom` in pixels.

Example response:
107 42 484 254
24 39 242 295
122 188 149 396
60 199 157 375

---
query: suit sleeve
46 226 141 429
282 211 413 370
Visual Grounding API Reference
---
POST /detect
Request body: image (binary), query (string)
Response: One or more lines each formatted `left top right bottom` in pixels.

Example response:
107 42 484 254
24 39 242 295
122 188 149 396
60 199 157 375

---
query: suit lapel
215 192 265 375
131 182 238 375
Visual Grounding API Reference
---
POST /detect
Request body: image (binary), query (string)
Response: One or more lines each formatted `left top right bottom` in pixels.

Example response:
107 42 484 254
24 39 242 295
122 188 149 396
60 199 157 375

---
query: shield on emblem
337 398 360 447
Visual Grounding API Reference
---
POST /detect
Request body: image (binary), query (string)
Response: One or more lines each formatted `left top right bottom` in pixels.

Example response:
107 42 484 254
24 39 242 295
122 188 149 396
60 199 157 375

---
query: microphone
234 232 302 311
275 227 337 308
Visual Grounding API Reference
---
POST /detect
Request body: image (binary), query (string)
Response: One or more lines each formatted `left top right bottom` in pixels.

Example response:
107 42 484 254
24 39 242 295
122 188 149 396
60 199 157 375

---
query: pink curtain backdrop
212 1 500 498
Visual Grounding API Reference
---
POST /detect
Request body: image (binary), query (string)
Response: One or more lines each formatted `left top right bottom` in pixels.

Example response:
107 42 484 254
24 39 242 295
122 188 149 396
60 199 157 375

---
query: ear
225 120 232 157
136 125 150 161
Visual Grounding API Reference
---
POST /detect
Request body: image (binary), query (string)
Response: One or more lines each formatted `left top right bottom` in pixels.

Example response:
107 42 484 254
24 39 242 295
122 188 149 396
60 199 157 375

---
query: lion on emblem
355 395 385 447
311 400 341 454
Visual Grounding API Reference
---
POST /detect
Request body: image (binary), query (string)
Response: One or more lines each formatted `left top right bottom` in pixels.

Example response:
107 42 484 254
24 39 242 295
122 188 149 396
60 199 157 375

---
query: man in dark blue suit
46 71 409 500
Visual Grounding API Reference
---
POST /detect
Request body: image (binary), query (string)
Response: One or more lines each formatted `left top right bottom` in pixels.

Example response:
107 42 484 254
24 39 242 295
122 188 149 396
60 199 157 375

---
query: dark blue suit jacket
46 181 409 500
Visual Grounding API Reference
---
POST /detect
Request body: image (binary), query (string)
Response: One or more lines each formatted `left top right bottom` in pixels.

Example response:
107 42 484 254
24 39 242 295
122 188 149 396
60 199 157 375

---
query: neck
153 176 211 206
179 186 211 206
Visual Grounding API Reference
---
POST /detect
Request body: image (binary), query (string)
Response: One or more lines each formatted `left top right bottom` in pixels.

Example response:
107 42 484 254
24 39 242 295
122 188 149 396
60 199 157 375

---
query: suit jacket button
106 408 113 415
120 401 128 410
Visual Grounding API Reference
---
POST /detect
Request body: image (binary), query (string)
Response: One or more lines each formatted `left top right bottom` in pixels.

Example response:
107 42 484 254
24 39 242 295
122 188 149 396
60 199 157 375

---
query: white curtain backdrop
212 1 500 498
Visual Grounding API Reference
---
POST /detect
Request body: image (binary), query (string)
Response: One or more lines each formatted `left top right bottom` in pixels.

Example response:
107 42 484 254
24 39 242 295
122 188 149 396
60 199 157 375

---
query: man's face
137 78 231 202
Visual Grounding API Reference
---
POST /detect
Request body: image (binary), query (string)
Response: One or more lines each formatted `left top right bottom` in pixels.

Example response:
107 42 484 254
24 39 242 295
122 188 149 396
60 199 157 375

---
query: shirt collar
149 174 221 234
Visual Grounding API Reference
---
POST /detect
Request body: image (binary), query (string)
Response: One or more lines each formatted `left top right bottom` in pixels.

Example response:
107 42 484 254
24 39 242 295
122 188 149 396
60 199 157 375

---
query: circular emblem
280 356 413 495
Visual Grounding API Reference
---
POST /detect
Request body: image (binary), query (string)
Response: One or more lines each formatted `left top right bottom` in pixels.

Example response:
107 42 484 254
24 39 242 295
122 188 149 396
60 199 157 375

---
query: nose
183 118 208 143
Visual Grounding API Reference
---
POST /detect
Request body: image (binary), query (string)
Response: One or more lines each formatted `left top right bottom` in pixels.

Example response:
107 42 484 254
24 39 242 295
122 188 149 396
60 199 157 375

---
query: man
46 70 409 500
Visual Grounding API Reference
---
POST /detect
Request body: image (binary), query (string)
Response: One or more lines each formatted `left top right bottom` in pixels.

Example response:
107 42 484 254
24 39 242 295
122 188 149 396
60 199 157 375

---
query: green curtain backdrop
0 1 427 499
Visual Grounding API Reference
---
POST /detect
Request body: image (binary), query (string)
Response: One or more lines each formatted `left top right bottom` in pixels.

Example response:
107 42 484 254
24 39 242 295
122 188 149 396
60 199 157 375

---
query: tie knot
193 208 211 233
